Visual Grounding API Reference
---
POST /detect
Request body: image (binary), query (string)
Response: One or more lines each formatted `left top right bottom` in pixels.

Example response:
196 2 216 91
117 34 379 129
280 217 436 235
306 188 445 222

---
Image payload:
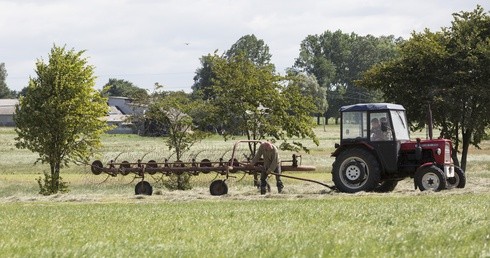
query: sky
1 0 489 93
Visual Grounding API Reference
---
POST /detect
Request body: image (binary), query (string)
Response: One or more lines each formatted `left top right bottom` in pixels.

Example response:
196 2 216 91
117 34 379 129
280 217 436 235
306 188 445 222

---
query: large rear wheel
415 165 446 191
332 148 381 193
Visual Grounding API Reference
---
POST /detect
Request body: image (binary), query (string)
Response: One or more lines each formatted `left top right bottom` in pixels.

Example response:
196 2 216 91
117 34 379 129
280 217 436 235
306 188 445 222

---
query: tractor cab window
390 110 410 141
370 112 393 141
342 111 367 139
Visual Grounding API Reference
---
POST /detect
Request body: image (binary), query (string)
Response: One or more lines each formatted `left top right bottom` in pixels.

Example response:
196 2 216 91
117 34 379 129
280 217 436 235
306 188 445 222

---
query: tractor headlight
436 148 441 155
445 142 451 163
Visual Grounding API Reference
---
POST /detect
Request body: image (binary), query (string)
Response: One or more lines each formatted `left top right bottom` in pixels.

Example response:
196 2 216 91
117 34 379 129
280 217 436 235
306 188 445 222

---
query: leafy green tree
192 34 318 152
17 87 29 97
192 34 273 101
0 63 16 98
226 34 273 67
210 53 318 153
191 54 218 100
101 78 148 100
359 6 490 171
14 45 110 195
145 91 209 190
294 31 400 123
286 71 327 125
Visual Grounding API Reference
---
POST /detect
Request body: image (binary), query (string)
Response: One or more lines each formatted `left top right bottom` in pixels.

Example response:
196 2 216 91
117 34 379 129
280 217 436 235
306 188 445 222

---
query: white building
0 99 18 126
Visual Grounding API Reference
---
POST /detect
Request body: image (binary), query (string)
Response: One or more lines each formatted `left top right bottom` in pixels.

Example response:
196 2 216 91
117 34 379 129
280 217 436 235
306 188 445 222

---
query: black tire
135 181 153 195
374 180 398 192
91 160 103 175
415 165 446 191
332 148 381 193
446 166 466 189
210 180 228 196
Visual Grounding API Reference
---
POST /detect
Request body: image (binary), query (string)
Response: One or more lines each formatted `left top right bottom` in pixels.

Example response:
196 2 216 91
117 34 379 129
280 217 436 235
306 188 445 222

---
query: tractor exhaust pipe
427 103 433 140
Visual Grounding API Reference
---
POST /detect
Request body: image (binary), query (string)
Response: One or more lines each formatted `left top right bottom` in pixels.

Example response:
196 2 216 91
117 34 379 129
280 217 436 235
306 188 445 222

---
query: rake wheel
135 181 153 195
91 160 103 175
210 180 228 196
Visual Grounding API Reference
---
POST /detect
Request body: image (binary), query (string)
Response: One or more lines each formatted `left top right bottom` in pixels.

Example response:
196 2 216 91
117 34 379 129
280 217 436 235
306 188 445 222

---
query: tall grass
0 194 488 257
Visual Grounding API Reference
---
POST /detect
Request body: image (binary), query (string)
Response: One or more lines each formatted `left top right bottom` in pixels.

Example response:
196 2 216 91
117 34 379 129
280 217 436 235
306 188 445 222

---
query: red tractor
331 103 466 193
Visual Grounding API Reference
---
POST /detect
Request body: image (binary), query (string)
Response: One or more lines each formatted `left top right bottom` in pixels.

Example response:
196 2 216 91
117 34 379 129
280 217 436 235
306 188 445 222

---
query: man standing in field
250 141 284 195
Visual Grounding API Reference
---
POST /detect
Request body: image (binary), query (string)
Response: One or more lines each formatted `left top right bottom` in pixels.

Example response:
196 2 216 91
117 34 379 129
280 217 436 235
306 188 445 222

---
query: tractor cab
339 103 409 143
336 103 409 175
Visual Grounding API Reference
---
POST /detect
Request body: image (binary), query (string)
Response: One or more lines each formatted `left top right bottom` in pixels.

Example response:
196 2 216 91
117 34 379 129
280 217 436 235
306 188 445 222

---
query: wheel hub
421 172 440 190
346 166 361 181
343 161 366 184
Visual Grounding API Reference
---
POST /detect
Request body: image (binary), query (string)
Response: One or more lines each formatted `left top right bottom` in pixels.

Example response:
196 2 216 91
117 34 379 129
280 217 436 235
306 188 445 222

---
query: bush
36 171 69 195
163 174 193 190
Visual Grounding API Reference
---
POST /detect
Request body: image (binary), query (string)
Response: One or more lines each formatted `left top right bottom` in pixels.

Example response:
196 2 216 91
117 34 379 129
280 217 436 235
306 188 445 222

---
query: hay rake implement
90 140 320 195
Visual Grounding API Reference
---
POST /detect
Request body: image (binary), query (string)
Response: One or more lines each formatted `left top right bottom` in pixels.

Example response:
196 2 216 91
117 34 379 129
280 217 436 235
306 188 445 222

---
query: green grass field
0 126 489 257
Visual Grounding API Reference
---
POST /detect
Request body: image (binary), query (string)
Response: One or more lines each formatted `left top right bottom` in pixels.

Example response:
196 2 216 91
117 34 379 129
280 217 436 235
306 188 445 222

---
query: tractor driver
249 141 284 195
380 117 393 140
370 118 384 141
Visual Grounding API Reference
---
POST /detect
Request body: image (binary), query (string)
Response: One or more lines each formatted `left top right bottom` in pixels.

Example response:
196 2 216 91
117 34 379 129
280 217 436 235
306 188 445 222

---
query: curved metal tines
90 152 277 178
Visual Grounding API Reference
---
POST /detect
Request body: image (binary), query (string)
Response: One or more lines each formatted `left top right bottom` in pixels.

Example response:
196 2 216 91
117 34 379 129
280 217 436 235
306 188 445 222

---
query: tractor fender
415 162 436 174
331 142 374 157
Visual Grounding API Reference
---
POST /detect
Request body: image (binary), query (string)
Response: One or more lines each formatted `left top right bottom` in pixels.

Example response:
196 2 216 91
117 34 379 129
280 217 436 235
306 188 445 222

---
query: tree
0 63 16 98
14 45 110 195
226 34 273 67
359 6 490 171
192 34 273 101
191 54 218 100
210 53 319 153
145 91 209 190
286 71 327 125
101 78 148 100
294 31 400 123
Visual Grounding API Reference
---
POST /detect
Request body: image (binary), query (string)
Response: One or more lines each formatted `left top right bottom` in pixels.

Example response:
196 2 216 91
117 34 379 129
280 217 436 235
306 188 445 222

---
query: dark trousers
260 165 282 188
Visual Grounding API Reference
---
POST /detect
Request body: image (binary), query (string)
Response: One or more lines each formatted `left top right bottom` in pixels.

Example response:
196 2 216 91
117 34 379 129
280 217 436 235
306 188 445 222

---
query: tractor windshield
342 111 368 139
370 112 393 141
390 110 410 141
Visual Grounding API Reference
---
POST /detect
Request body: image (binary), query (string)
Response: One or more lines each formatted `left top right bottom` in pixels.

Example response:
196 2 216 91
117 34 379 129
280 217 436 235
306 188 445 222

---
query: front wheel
332 148 380 193
415 165 446 191
446 166 466 189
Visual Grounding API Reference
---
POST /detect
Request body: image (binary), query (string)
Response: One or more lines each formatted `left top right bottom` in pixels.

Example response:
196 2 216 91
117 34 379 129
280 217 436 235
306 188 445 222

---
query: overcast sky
1 0 488 93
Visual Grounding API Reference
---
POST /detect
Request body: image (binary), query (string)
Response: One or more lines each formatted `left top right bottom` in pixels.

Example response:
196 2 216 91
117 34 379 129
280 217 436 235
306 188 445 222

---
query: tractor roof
339 103 405 112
